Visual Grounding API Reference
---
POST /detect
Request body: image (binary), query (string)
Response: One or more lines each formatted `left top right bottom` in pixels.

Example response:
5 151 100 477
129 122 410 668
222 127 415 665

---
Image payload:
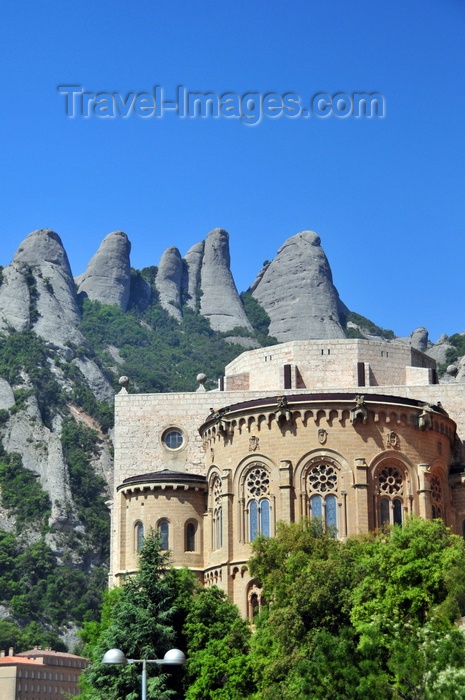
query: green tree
183 585 254 699
80 531 180 700
80 533 256 700
246 518 465 700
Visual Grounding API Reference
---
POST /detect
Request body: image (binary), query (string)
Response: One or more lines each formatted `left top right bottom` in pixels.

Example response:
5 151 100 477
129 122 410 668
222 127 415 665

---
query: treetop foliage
79 520 465 700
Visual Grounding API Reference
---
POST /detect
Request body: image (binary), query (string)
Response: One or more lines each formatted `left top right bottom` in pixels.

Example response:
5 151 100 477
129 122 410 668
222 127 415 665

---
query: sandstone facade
111 338 465 618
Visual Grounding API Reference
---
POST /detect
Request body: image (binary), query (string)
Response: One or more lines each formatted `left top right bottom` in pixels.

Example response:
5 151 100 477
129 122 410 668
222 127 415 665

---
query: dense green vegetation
0 329 112 645
79 531 253 700
0 531 106 651
247 518 465 699
78 285 276 393
345 311 395 340
61 419 110 561
240 292 276 346
0 329 64 428
445 333 465 364
0 445 50 530
81 519 465 699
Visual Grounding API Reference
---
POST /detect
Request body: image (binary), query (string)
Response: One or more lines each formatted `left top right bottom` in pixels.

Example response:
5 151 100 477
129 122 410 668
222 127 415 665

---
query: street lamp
102 647 186 700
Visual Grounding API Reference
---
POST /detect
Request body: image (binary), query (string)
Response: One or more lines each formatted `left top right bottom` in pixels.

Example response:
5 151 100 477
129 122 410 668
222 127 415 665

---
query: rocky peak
183 241 204 310
75 231 131 311
251 230 346 341
14 229 75 273
155 246 183 321
199 228 252 333
0 229 83 347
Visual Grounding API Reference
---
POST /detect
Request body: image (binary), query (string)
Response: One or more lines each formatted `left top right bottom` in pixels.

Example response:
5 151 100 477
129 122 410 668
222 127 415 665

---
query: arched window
185 522 196 552
135 522 144 552
246 465 271 541
430 474 443 520
211 474 223 550
158 520 169 550
306 461 339 535
247 583 266 623
377 464 405 526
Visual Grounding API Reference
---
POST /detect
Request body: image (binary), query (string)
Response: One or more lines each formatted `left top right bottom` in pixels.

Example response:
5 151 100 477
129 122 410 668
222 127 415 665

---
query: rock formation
426 334 453 365
0 379 15 410
3 398 76 531
397 327 429 352
155 246 183 322
183 241 204 310
0 229 84 348
199 228 252 333
75 230 131 311
72 357 115 403
250 230 346 341
0 264 30 333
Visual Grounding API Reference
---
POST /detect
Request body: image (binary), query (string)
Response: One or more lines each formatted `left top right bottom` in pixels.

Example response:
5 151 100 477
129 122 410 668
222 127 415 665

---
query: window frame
157 519 170 550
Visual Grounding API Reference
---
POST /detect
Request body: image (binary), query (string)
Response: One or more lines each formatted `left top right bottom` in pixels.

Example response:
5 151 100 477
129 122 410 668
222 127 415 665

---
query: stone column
279 459 293 524
222 469 233 598
417 463 432 519
354 457 369 534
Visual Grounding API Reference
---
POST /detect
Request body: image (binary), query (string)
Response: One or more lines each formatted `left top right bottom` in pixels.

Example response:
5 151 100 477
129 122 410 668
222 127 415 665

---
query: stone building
0 647 87 699
110 338 465 618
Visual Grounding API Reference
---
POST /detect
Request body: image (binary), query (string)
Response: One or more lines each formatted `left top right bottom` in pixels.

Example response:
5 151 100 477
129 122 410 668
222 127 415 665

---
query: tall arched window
430 474 443 520
211 474 223 550
246 465 271 541
185 521 196 552
135 522 144 552
377 464 405 526
306 461 339 535
158 520 169 550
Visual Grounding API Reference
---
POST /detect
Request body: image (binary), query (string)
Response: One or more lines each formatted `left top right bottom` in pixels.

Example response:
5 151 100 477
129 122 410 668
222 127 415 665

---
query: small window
136 522 144 552
162 428 184 450
185 522 196 551
159 520 169 549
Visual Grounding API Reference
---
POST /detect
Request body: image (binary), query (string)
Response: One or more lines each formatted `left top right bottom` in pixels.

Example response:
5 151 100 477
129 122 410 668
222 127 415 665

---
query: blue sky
1 0 464 342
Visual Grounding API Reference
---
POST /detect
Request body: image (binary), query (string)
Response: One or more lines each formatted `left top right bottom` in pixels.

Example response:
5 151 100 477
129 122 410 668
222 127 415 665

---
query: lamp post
102 647 186 700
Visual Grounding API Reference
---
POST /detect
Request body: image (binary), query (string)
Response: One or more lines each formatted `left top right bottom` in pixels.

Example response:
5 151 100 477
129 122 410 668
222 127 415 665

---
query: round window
162 428 184 450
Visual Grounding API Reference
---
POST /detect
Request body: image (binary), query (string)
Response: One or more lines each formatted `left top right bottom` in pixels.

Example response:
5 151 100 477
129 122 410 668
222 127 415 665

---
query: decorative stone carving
378 466 404 496
386 430 399 448
210 407 230 435
119 376 129 389
275 396 292 424
196 373 207 392
249 436 260 452
350 395 368 425
318 428 327 445
418 404 433 431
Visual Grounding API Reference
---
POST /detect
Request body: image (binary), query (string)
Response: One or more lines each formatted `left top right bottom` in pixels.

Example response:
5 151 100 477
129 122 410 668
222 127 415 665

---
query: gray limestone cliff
75 230 131 311
155 246 183 322
250 230 346 341
199 228 252 333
